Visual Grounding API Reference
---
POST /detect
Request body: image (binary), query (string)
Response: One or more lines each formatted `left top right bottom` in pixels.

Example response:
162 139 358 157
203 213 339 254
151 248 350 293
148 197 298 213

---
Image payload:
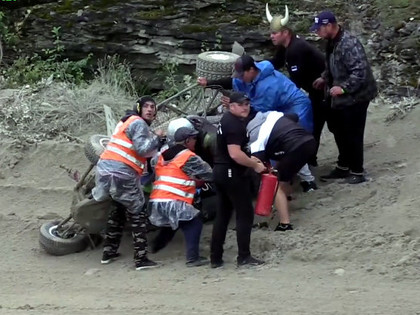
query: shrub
2 26 91 87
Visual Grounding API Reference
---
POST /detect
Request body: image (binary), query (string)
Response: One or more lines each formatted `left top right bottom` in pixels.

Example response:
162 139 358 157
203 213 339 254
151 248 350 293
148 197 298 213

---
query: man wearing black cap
266 4 330 168
210 91 266 268
311 11 378 184
149 125 213 267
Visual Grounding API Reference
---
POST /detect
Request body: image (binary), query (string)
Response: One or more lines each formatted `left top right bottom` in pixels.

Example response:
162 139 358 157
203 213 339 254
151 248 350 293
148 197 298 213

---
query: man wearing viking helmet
266 4 331 177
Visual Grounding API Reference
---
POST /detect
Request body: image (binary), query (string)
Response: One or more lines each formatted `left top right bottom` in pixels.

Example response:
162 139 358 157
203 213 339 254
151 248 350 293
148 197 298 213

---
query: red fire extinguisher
254 170 278 216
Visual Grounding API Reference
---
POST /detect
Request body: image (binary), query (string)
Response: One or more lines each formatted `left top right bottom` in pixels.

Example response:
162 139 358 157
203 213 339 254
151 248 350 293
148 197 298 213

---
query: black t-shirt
214 111 250 172
264 116 314 161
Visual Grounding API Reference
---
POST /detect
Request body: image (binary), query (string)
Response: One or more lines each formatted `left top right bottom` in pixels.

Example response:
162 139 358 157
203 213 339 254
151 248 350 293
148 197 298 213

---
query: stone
334 268 346 276
3 0 419 93
84 268 101 276
37 212 61 220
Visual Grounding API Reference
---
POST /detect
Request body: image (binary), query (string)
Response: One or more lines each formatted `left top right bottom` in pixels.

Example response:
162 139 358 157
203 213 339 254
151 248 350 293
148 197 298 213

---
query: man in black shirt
267 4 331 169
247 111 316 231
210 92 266 268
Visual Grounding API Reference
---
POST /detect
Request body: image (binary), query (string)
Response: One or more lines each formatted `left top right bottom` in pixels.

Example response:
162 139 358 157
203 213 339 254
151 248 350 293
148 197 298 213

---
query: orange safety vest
100 115 147 174
150 149 197 204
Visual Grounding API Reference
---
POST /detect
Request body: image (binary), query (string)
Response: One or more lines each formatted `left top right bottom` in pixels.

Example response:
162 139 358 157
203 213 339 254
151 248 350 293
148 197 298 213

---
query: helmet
166 118 196 143
266 4 289 32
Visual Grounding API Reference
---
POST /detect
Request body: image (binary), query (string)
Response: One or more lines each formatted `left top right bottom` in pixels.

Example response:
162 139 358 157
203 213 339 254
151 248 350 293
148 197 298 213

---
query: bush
2 26 91 87
0 55 142 141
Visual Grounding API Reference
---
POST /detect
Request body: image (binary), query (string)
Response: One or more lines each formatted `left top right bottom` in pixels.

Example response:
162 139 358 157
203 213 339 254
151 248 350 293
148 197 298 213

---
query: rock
2 0 419 94
377 266 387 275
37 212 61 220
334 268 345 276
84 268 101 276
395 255 411 266
372 237 385 246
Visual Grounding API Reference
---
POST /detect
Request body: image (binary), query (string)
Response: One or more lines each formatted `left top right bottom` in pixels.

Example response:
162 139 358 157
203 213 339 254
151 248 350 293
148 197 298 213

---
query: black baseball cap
232 55 256 78
310 11 337 32
174 127 199 142
229 91 250 104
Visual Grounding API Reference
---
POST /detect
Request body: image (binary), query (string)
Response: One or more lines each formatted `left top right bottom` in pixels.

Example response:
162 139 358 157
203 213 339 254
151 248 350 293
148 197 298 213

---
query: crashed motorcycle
39 115 219 256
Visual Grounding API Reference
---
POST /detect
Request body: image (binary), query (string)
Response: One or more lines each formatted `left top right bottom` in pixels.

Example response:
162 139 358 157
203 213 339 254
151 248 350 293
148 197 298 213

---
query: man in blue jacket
197 55 317 192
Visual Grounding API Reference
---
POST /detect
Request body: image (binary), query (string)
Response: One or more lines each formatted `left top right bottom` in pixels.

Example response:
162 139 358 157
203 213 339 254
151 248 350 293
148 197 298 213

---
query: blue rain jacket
233 60 313 133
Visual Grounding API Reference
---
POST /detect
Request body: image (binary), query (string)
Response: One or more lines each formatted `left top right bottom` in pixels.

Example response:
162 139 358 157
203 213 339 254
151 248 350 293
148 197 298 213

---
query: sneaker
186 256 209 267
135 258 158 271
274 223 294 231
101 252 120 265
237 255 265 267
210 260 224 269
300 181 318 193
320 167 349 181
342 174 366 184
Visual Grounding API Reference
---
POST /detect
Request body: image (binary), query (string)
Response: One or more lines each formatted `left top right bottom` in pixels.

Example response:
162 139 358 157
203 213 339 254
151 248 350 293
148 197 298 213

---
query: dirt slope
0 101 419 314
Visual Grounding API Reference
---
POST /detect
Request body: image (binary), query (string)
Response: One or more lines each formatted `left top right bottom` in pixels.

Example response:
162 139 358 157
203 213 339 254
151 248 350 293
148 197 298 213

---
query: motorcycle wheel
39 221 89 256
84 134 110 165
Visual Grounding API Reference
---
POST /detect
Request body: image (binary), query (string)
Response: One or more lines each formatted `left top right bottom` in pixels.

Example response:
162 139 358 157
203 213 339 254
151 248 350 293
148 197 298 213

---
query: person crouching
247 111 317 231
148 126 213 267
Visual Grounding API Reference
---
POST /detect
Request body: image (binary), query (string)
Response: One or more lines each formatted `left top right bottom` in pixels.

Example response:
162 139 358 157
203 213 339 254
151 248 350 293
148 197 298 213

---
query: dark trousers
310 92 333 163
103 202 148 263
179 216 203 262
330 101 370 174
152 216 203 262
210 165 254 262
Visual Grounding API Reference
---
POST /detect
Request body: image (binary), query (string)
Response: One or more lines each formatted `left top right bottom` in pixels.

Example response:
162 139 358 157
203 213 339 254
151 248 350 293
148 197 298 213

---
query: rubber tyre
39 221 89 256
196 51 240 80
84 134 110 165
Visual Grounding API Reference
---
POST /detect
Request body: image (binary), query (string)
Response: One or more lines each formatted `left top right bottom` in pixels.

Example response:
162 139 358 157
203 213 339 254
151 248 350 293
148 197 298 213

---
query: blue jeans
179 216 203 262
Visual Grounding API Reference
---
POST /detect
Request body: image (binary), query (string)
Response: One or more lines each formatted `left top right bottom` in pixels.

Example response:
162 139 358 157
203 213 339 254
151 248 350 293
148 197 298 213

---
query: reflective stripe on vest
109 138 133 149
106 146 145 169
100 115 147 174
155 175 195 187
152 184 195 199
150 149 197 204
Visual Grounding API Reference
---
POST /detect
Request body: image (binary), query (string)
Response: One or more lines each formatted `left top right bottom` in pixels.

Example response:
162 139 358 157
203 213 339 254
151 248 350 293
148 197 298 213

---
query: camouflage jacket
323 28 378 109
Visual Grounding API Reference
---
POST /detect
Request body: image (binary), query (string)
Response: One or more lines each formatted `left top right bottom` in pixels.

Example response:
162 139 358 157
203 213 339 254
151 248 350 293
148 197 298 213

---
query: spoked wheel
39 221 89 256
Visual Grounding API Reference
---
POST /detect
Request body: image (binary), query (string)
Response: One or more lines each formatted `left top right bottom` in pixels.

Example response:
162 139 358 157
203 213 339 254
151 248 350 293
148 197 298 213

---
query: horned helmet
266 3 289 32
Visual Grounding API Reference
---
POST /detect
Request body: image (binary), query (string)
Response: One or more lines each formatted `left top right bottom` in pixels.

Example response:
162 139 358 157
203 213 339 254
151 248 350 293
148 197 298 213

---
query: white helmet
166 118 195 143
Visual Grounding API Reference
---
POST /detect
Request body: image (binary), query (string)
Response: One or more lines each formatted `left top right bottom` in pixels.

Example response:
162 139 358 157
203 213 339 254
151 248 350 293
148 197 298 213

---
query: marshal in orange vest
100 116 147 174
150 149 197 204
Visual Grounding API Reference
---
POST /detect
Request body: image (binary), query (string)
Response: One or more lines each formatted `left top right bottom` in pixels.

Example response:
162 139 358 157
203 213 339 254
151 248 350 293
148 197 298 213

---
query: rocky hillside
1 0 419 91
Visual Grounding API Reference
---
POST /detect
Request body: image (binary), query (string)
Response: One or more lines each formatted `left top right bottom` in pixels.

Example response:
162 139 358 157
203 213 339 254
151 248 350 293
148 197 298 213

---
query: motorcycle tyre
84 134 110 165
39 221 89 256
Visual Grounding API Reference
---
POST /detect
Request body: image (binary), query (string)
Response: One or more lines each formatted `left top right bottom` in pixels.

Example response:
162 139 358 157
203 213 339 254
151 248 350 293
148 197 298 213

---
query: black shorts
273 139 317 182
